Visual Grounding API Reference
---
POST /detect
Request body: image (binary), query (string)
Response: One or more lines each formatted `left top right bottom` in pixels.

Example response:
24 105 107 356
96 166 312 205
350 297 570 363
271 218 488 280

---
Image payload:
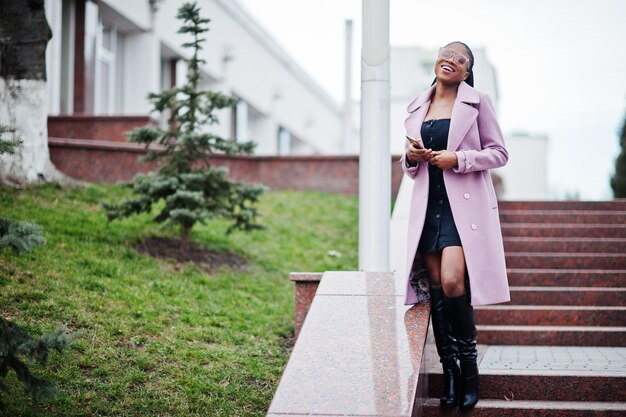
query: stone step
426 345 626 413
503 237 626 253
422 399 626 416
504 253 626 269
507 287 626 306
476 325 626 346
475 305 626 326
499 210 626 224
428 370 626 402
499 201 626 211
501 224 626 238
507 269 626 288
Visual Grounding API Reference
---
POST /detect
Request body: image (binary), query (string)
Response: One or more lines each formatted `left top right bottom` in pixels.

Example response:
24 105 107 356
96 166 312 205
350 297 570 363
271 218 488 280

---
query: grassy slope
0 184 357 416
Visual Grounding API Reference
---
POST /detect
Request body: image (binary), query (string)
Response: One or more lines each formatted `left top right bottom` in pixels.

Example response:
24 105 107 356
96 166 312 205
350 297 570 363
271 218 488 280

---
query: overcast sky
238 0 626 200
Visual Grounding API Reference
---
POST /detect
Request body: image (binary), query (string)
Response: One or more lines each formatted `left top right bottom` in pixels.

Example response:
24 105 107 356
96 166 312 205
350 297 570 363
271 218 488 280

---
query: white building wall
45 0 63 115
140 0 347 154
494 134 549 200
46 0 351 155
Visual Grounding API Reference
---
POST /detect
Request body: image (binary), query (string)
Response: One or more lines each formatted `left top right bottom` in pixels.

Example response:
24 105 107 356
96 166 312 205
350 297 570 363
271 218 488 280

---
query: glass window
94 19 117 114
277 126 291 155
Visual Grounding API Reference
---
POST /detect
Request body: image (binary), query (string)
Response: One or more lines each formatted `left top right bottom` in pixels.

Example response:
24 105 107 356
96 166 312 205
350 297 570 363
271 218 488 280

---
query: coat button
464 193 470 199
471 224 477 230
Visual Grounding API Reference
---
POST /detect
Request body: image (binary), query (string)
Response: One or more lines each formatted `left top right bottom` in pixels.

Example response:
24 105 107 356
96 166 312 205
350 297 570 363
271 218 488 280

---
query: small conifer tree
611 112 626 198
0 125 72 409
103 2 267 244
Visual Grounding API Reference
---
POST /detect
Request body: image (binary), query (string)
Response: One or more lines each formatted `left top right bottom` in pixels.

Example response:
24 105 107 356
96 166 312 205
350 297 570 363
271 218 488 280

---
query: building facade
44 0 353 155
42 1 548 199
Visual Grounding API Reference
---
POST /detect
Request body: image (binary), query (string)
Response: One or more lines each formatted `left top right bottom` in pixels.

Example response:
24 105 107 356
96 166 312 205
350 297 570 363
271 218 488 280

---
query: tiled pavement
479 345 626 374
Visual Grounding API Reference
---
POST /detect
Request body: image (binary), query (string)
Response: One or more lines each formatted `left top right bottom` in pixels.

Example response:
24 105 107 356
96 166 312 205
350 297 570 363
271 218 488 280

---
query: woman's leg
440 246 479 409
439 246 466 297
422 251 442 287
422 251 459 407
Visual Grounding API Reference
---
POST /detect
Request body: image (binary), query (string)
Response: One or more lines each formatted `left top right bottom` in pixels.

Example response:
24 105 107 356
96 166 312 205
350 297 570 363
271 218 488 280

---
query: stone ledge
288 272 323 282
269 271 431 417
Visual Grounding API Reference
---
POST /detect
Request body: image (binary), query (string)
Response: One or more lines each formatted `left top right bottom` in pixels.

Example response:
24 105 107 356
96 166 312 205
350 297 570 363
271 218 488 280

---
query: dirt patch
132 237 247 272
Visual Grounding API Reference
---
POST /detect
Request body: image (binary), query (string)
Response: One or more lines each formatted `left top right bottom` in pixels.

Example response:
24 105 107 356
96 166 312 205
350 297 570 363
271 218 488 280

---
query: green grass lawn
0 184 357 417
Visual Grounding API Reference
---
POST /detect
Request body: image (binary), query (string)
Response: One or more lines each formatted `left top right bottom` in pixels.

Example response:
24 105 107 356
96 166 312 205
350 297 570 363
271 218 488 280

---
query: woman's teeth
442 65 454 73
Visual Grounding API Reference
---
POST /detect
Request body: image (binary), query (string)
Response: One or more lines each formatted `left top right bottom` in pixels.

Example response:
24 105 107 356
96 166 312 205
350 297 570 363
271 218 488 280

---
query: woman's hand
407 143 434 163
429 150 458 170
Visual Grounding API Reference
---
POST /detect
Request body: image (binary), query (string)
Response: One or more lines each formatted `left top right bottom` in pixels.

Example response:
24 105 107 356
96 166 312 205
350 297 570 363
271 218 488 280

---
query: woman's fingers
408 145 435 162
419 149 433 160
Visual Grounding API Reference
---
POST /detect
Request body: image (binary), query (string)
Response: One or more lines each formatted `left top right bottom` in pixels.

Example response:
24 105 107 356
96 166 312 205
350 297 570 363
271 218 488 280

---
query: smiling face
434 42 471 85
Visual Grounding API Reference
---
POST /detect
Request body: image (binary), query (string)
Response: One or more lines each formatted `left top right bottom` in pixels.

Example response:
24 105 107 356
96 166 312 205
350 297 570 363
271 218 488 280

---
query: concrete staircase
424 200 626 416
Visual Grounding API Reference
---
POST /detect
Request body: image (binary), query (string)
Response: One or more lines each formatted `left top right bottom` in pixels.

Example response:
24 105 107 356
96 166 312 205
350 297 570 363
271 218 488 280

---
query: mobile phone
406 135 424 149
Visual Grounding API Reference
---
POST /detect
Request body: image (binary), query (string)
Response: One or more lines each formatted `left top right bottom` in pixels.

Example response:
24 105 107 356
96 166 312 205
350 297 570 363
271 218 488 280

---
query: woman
399 41 510 410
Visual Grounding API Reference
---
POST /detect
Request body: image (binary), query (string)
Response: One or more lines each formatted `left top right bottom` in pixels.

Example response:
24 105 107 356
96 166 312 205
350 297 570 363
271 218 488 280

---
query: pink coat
399 81 510 306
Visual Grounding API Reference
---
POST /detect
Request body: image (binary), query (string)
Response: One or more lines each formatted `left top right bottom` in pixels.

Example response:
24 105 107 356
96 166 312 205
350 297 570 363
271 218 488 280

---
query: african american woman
399 41 510 410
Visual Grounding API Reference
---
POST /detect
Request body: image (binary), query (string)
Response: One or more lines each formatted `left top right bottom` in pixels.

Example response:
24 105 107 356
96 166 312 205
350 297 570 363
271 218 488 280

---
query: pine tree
0 124 72 409
103 2 267 244
611 111 626 198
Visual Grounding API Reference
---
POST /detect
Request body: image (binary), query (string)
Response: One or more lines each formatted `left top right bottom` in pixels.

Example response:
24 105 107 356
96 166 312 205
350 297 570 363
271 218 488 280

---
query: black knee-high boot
447 293 479 409
429 287 460 407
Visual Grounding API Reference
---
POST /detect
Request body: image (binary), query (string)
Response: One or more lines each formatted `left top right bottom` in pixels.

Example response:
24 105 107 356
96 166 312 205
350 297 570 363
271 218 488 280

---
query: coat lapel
447 81 480 152
405 84 436 140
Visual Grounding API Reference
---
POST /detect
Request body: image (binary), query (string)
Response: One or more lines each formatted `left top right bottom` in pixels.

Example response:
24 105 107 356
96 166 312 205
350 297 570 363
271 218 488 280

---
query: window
94 19 117 114
277 126 291 155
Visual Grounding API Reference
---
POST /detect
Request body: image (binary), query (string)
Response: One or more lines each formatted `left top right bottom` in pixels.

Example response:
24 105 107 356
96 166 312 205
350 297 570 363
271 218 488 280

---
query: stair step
422 399 626 416
499 210 626 224
505 253 626 269
475 306 626 326
508 287 626 306
499 201 626 211
507 269 626 287
503 237 626 253
428 346 626 401
501 224 626 238
476 325 626 346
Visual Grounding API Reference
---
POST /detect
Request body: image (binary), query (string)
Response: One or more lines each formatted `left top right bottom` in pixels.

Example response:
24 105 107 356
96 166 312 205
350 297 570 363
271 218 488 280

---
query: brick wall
48 115 153 142
49 137 405 198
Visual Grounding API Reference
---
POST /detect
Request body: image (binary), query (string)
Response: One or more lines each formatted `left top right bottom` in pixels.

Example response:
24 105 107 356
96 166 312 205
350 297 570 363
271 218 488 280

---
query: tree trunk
0 0 78 186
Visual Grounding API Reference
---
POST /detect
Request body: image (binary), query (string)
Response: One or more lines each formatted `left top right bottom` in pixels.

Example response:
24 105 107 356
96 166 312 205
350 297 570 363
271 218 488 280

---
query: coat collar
404 81 480 152
406 81 479 113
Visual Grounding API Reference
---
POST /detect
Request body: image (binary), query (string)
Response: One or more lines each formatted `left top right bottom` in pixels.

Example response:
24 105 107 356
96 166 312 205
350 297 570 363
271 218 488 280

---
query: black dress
417 118 463 255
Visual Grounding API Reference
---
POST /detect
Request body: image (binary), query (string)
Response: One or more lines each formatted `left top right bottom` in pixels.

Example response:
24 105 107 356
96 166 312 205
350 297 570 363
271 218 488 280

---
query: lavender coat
399 81 510 306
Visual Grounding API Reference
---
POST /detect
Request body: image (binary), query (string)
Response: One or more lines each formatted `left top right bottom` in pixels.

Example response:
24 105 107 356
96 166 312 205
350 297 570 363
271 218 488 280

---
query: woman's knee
441 270 465 297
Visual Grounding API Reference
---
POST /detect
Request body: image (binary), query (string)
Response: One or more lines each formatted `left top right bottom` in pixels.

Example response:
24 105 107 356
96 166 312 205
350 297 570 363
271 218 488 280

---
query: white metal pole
342 19 353 153
359 0 390 271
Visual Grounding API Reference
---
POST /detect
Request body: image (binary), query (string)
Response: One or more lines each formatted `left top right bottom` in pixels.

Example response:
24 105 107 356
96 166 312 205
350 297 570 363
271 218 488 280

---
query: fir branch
0 218 45 255
0 124 23 155
0 318 72 408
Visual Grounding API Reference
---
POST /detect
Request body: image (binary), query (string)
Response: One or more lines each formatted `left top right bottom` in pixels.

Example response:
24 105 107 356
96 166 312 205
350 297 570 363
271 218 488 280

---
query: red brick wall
48 115 153 142
49 137 405 198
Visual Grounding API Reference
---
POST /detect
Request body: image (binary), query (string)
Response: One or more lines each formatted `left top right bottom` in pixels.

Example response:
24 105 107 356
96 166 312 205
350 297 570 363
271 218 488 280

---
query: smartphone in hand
406 135 424 149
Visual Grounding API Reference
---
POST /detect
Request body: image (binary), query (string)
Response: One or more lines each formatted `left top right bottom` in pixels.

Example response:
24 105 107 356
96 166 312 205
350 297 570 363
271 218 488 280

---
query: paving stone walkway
480 345 626 374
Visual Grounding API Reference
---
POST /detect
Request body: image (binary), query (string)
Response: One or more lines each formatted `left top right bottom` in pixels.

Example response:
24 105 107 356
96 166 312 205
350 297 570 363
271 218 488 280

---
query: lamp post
359 0 390 271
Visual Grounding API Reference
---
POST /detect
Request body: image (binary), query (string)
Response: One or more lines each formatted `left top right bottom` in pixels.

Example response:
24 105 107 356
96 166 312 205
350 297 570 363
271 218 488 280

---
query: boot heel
459 360 479 409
